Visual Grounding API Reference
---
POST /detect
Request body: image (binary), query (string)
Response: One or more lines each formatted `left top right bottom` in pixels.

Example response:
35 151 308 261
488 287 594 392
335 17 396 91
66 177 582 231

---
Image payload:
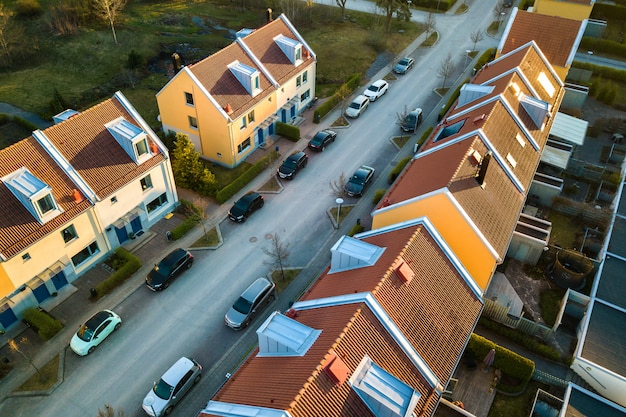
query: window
140 175 153 191
248 111 255 124
36 194 55 215
435 120 465 142
71 242 99 267
110 196 118 204
147 193 168 213
303 71 308 83
506 153 517 168
295 47 301 61
300 90 311 102
185 92 194 106
62 225 78 243
135 139 148 157
296 75 301 87
516 133 525 148
538 72 555 98
240 117 247 130
238 137 251 153
254 75 260 90
189 116 198 129
22 253 31 261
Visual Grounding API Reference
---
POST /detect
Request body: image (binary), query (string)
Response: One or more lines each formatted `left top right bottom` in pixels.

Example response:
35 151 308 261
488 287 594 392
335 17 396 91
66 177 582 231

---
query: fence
532 370 568 388
482 299 554 341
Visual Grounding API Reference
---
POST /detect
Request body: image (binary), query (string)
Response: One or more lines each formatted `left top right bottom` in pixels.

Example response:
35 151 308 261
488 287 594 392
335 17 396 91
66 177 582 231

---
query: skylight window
435 120 465 142
350 355 420 417
537 72 555 98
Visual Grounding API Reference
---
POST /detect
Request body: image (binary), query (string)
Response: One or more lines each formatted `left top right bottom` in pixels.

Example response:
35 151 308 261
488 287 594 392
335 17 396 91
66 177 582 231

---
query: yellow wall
533 0 593 21
372 192 496 290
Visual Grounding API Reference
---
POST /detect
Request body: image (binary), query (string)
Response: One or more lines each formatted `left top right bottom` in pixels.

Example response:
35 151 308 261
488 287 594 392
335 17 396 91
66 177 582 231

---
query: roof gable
329 235 386 273
256 311 321 357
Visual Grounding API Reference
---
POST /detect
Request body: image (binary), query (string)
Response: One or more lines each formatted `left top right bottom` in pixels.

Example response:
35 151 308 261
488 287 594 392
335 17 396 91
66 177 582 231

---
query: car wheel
162 281 170 290
164 406 173 416
194 374 201 384
88 346 96 355
114 322 121 331
186 260 193 269
259 200 265 208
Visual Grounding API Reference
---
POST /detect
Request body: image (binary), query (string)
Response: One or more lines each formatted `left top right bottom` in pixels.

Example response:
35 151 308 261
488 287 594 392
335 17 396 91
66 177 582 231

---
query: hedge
474 48 496 74
467 333 535 394
22 307 63 341
372 188 387 205
417 126 434 148
215 151 278 203
0 114 38 132
388 156 412 184
276 122 300 141
439 78 469 121
580 37 626 61
170 215 199 240
571 60 626 84
314 73 362 123
591 3 626 21
93 248 141 299
412 0 453 11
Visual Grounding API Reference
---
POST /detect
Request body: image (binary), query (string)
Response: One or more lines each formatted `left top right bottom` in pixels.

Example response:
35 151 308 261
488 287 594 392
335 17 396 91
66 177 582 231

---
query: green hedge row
580 37 626 60
417 126 434 148
388 156 412 184
93 248 141 299
314 73 362 123
591 3 626 21
0 114 39 131
572 60 626 84
412 0 452 11
467 333 535 394
215 151 278 203
474 48 496 74
372 188 387 205
170 215 199 240
438 80 467 121
22 307 63 341
276 121 300 141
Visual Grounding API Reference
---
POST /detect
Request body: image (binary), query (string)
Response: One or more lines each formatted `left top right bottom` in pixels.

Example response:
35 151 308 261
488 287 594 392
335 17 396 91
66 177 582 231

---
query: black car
345 165 376 197
308 130 337 152
277 151 308 179
228 191 264 222
146 248 193 291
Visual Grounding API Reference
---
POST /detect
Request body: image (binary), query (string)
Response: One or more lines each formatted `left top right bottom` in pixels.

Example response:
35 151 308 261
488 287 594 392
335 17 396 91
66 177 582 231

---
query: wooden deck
444 363 498 417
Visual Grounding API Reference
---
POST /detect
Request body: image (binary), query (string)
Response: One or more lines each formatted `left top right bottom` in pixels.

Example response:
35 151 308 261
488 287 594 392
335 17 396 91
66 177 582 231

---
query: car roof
353 95 368 103
409 108 422 115
288 151 306 160
371 79 387 87
241 277 273 302
85 310 113 329
161 357 196 385
239 191 260 202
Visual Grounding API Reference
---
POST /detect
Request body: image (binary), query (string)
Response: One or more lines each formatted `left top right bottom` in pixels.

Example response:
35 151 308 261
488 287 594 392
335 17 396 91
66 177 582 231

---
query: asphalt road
0 1 504 416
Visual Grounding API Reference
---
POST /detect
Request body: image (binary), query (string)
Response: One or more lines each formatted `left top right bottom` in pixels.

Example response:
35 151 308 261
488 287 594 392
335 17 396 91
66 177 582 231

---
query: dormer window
274 34 303 65
2 167 63 225
105 117 152 165
227 61 262 97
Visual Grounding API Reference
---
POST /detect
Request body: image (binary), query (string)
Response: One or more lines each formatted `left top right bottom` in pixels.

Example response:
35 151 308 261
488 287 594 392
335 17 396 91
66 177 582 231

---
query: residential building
531 0 595 22
157 13 316 167
0 91 177 330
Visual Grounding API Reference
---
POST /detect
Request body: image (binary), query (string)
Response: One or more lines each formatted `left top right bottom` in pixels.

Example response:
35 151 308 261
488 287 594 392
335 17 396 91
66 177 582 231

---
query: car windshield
153 378 174 400
312 133 325 144
405 114 416 124
367 85 378 92
232 296 253 314
349 102 361 110
234 198 250 209
76 324 94 342
399 58 410 66
351 173 366 185
284 158 298 167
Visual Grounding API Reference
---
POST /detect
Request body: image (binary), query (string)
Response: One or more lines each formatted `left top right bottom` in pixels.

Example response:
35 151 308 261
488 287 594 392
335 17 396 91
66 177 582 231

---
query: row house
0 91 177 330
531 0 596 22
156 13 316 168
199 218 483 417
372 41 564 290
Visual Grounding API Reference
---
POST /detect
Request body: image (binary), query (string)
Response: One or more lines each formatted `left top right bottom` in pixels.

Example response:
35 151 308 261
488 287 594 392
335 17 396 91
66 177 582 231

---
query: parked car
146 248 193 291
228 191 264 222
345 95 370 118
401 108 423 133
308 130 337 152
278 151 308 179
363 79 389 102
345 165 376 197
503 0 513 7
225 277 276 330
142 357 202 416
393 57 415 74
70 310 121 356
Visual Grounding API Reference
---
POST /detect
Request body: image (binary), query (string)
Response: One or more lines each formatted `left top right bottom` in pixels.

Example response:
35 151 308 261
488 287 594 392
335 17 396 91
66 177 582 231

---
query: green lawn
488 381 550 417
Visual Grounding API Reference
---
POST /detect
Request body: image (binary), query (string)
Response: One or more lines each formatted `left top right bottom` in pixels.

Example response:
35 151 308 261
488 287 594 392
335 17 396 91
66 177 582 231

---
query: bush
276 122 300 141
12 116 38 132
388 156 412 184
22 307 63 341
572 60 626 84
474 48 496 74
372 188 387 205
417 126 433 147
215 151 277 203
348 222 365 237
314 73 362 123
170 215 199 240
14 0 43 18
0 114 11 125
439 78 470 121
93 248 141 299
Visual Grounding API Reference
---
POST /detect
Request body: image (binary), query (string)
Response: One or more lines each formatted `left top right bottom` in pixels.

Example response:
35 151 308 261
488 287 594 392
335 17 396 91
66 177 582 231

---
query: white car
143 357 202 416
363 79 389 102
345 95 370 118
70 310 121 356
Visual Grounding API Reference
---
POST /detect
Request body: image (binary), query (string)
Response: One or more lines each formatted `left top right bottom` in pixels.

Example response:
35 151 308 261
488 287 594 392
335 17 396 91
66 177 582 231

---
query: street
0 1 503 416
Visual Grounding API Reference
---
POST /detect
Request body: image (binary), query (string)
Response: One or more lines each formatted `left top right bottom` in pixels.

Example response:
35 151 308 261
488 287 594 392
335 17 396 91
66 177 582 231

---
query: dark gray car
142 357 202 416
225 277 276 330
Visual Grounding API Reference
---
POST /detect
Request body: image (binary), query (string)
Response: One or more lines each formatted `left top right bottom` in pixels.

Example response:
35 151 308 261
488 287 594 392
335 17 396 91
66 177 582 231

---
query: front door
0 303 18 328
115 225 129 244
32 281 51 303
130 215 142 233
51 270 68 290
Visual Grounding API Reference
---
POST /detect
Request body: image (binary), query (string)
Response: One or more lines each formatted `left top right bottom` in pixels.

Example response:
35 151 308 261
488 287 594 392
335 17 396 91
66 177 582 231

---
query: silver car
225 277 276 330
142 357 202 416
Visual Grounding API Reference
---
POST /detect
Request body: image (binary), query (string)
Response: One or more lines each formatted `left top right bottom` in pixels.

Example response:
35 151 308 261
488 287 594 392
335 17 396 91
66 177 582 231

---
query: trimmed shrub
170 215 199 240
12 116 38 132
348 222 365 237
474 48 496 74
93 248 141 299
373 188 387 205
0 114 11 125
388 156 412 184
417 126 434 147
573 59 626 85
215 151 277 203
276 122 300 141
314 73 362 123
15 0 43 18
22 307 63 341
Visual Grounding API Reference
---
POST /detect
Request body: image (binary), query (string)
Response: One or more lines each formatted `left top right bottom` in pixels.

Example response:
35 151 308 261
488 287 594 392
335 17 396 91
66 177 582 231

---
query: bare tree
469 29 484 52
279 0 302 22
376 0 404 32
396 105 410 131
330 172 347 198
0 3 23 65
8 337 42 379
191 197 210 243
96 405 126 417
92 0 127 45
336 0 348 20
493 2 506 27
262 233 290 283
437 52 455 89
423 12 436 38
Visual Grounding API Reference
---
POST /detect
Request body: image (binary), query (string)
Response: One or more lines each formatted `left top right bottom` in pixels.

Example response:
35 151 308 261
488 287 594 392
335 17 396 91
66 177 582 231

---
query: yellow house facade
532 0 595 21
157 14 316 168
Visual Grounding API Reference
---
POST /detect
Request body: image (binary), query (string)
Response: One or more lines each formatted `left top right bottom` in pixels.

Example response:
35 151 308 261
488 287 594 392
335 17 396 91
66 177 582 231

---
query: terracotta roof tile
0 138 91 258
301 224 482 383
41 97 165 199
213 303 439 417
501 11 582 68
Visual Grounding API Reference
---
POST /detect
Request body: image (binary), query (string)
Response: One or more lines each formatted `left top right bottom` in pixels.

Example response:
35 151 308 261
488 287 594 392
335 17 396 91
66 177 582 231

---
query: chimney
171 53 182 73
224 103 233 114
476 151 492 186
150 141 159 154
266 8 273 22
72 189 84 203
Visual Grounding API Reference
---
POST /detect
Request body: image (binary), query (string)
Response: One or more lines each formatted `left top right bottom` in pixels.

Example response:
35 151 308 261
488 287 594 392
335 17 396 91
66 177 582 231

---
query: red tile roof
301 223 483 384
212 303 439 417
0 137 92 258
500 11 582 68
41 96 165 199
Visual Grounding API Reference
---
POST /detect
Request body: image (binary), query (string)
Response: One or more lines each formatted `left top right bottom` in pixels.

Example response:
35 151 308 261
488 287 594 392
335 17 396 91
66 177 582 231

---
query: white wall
571 357 626 408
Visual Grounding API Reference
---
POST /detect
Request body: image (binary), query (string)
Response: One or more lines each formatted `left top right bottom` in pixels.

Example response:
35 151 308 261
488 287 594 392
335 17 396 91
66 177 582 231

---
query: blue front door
116 225 129 244
258 129 264 145
32 282 51 303
51 270 68 290
290 105 296 119
130 216 142 233
0 303 18 328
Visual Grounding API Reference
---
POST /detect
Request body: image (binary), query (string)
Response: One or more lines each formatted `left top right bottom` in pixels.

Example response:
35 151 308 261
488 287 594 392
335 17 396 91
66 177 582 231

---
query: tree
493 2 506 28
279 0 301 22
423 12 436 38
92 0 127 45
171 134 217 196
376 0 405 32
191 197 210 243
469 29 484 52
336 0 348 20
8 337 43 379
396 105 410 134
437 52 455 89
96 405 126 417
0 3 24 65
262 233 290 283
330 172 347 198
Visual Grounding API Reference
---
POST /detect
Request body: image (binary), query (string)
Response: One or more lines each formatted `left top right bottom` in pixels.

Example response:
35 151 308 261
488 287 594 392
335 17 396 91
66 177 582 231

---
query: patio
443 354 498 417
